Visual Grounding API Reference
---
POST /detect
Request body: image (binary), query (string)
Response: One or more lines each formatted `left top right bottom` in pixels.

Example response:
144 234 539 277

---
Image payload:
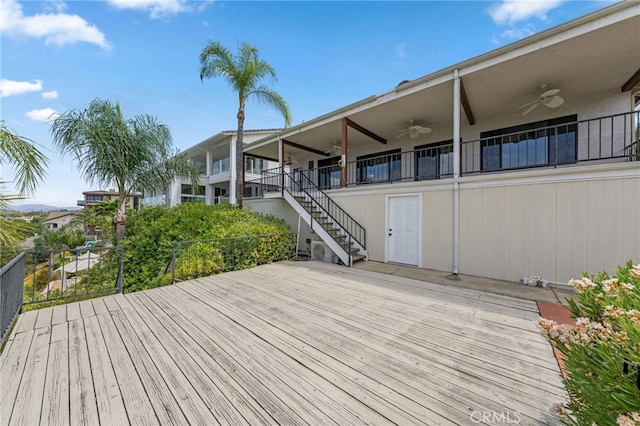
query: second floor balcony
281 111 638 190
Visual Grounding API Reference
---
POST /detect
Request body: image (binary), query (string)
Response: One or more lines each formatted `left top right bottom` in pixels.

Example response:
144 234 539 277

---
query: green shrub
122 203 292 292
537 261 640 425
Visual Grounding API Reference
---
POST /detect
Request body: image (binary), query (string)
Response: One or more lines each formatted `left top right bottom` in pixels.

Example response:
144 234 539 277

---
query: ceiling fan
518 84 565 116
325 142 349 155
284 154 298 166
396 120 432 139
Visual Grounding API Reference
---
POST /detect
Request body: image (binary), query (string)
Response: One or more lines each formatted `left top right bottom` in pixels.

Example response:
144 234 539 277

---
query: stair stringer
283 191 353 266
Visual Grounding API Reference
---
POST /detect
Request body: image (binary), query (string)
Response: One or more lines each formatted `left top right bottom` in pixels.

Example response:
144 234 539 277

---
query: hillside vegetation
122 203 292 292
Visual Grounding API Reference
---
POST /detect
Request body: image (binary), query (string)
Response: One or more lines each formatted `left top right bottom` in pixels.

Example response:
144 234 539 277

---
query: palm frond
0 121 49 195
248 85 292 127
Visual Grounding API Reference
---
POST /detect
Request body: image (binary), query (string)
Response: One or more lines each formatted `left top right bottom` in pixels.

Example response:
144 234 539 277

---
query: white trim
385 193 422 268
326 163 639 198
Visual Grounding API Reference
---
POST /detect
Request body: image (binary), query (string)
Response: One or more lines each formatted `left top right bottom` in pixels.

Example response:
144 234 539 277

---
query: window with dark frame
414 141 454 180
355 149 402 184
317 156 341 189
480 114 577 171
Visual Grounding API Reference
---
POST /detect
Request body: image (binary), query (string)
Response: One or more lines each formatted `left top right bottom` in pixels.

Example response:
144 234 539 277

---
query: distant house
43 211 77 231
78 190 142 209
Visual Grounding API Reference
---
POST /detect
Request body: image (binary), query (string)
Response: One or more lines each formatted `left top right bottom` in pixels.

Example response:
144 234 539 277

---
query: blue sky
1 0 615 207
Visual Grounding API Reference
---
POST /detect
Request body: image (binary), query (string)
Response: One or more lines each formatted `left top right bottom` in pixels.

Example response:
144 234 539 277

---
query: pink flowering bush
537 261 640 426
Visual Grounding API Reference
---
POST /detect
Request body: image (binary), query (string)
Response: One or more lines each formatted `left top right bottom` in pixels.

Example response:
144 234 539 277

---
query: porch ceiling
246 10 639 160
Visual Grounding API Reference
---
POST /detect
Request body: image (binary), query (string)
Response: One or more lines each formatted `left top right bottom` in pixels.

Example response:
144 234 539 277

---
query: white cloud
26 108 60 123
0 78 43 97
0 0 110 49
393 42 407 59
500 24 535 40
489 0 564 25
107 0 190 18
41 90 59 99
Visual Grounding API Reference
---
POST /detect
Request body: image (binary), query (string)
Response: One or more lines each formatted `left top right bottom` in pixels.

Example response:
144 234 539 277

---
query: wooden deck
1 261 567 425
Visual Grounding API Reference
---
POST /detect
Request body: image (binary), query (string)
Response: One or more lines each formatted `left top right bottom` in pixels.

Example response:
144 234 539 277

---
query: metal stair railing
267 167 366 253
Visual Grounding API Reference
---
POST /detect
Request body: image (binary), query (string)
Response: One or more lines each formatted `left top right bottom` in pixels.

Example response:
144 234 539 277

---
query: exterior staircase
265 168 367 266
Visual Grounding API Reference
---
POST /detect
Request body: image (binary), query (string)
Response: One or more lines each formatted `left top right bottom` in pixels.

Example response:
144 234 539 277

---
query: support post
341 118 348 188
229 136 237 205
206 151 212 176
453 69 461 275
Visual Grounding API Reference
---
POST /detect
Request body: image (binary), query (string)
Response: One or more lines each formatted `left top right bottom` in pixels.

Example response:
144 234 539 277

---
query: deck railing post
116 247 124 293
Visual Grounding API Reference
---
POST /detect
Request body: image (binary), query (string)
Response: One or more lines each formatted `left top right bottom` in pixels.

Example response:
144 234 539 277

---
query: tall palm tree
199 40 291 208
51 98 199 243
1 121 49 249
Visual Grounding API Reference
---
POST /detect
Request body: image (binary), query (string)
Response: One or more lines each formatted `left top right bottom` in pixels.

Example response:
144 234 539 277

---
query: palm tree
51 98 199 243
1 121 49 250
199 40 291 208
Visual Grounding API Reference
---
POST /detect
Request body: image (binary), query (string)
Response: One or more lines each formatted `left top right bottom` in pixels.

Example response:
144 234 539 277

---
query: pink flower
616 412 640 426
569 277 596 293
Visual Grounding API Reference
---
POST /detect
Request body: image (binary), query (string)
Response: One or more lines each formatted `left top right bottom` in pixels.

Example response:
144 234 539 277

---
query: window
481 115 577 171
318 156 341 189
212 157 230 175
307 160 315 185
415 141 454 180
181 184 205 203
245 157 266 175
356 149 401 184
181 184 205 195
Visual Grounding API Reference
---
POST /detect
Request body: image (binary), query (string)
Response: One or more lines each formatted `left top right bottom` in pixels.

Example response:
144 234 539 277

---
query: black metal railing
22 246 124 307
462 110 639 174
171 233 296 283
268 167 366 251
1 252 26 346
257 111 639 189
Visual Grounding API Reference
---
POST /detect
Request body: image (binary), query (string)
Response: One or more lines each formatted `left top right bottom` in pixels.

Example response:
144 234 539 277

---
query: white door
388 195 420 266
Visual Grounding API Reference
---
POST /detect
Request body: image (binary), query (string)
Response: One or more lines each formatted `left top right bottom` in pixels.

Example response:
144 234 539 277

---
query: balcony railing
1 252 26 345
141 194 166 207
263 111 638 189
462 111 639 174
211 157 230 175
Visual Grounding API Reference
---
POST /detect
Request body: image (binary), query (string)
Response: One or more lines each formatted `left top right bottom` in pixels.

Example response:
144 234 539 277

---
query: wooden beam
341 118 348 188
621 68 640 92
460 80 476 126
282 139 330 157
243 152 279 163
344 117 386 144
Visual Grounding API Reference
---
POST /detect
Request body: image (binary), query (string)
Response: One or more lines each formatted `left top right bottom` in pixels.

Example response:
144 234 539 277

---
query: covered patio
1 261 566 425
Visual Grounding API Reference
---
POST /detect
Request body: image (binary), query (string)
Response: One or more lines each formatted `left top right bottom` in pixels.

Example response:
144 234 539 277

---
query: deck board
1 261 567 426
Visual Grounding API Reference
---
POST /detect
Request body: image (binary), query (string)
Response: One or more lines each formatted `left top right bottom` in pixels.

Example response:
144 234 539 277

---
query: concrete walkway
353 261 576 306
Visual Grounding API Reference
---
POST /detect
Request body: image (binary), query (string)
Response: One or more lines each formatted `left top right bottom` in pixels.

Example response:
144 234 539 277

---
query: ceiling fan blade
518 99 540 110
545 95 565 108
540 88 560 98
396 131 408 139
417 127 432 134
522 102 540 116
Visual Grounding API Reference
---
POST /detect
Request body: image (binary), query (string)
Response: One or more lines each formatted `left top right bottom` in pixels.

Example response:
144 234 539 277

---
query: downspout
453 69 461 275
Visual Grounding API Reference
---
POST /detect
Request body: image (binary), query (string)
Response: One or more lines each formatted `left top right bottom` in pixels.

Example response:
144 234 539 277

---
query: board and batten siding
458 166 639 284
329 162 639 285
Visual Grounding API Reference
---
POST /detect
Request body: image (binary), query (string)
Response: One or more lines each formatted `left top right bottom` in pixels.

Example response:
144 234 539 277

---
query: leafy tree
50 98 199 243
199 41 291 208
71 200 118 242
0 121 49 250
